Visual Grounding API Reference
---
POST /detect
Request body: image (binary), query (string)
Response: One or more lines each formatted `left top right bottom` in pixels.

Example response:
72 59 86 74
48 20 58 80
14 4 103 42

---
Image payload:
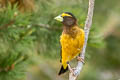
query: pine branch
69 0 95 80
0 20 15 30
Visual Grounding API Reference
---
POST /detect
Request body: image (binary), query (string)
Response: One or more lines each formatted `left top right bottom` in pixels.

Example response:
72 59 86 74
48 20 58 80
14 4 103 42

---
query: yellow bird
54 12 85 75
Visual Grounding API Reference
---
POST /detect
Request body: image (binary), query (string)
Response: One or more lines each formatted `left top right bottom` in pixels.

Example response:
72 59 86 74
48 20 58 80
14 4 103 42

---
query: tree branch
32 24 62 31
69 0 95 80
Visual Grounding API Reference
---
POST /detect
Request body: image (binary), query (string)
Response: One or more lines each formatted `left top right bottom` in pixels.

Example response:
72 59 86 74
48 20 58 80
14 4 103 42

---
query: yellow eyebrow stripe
61 13 72 17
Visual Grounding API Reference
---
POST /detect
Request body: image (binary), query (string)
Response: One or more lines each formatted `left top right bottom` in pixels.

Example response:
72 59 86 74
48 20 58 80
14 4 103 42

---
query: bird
54 12 85 75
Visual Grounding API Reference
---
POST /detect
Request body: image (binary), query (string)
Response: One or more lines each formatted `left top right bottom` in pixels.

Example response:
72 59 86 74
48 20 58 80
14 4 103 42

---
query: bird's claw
67 64 76 76
77 56 85 64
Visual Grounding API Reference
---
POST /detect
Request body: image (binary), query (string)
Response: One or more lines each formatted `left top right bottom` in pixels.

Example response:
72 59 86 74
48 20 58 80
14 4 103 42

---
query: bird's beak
54 15 63 22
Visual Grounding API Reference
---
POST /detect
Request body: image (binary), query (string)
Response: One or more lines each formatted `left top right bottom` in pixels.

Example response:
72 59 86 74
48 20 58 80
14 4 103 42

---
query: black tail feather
58 65 68 75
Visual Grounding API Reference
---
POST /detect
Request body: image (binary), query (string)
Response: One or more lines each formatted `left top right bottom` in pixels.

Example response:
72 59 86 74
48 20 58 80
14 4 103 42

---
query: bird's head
54 12 77 27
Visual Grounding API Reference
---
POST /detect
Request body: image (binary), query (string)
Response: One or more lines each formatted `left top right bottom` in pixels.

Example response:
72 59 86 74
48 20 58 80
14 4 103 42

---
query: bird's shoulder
71 26 85 37
60 26 84 41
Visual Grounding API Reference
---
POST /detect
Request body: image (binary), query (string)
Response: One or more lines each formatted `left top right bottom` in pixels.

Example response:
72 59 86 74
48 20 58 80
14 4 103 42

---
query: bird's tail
58 65 68 75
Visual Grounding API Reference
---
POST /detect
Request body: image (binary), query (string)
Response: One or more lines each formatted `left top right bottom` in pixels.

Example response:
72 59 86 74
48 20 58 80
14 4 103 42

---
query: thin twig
32 24 62 31
69 0 95 80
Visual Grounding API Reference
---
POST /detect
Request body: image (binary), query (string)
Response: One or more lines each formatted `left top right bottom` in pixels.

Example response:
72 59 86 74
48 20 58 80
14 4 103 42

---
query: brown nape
62 16 77 27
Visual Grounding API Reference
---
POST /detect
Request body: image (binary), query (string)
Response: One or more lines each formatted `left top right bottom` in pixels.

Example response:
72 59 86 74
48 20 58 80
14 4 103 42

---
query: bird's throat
62 25 78 38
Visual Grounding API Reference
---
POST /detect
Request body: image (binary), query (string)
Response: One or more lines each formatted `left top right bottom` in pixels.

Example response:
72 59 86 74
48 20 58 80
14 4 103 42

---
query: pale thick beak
54 15 63 22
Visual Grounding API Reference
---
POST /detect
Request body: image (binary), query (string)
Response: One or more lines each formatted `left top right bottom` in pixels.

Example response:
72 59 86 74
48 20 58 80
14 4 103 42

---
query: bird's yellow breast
60 27 85 66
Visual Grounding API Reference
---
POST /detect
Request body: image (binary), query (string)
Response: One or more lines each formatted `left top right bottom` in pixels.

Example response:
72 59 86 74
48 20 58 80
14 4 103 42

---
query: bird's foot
77 56 85 64
67 63 76 76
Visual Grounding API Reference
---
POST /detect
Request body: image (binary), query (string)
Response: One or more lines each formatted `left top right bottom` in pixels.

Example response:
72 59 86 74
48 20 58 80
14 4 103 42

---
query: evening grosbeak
54 12 85 75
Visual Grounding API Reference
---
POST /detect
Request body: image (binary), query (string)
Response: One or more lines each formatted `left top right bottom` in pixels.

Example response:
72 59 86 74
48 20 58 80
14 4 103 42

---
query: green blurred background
0 0 120 80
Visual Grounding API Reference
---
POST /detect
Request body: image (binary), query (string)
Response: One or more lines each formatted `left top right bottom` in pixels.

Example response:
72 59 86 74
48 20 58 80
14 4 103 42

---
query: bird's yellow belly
60 35 82 63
